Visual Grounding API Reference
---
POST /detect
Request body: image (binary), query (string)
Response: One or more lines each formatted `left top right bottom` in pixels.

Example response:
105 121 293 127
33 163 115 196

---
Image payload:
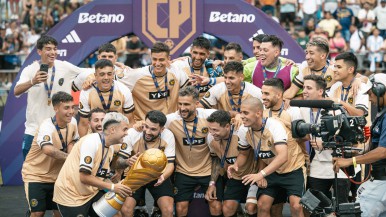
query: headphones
370 75 386 97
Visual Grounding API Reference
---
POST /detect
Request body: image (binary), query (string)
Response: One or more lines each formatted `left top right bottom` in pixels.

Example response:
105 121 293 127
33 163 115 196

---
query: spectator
1 34 21 69
346 0 361 17
323 0 339 13
279 0 297 33
374 0 386 39
0 25 5 51
8 0 20 19
349 24 366 71
296 28 309 49
311 27 329 40
5 20 18 36
329 30 347 60
32 0 46 30
21 0 35 28
334 0 355 42
318 11 342 38
265 10 280 23
367 28 384 72
111 36 128 64
358 2 376 35
260 0 277 15
305 18 316 35
298 0 322 26
46 2 63 28
125 34 142 68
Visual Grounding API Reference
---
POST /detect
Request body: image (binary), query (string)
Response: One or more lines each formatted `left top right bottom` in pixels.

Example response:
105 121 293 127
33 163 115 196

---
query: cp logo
142 0 196 55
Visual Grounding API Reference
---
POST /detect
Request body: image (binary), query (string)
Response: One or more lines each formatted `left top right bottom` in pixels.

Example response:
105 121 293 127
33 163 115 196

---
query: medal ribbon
250 118 267 161
51 115 68 152
183 115 198 151
228 82 245 112
220 125 234 168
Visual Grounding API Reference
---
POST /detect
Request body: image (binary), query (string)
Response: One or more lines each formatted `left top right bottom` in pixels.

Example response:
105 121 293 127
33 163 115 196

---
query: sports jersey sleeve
200 84 222 109
243 61 255 83
326 82 340 99
72 69 94 92
355 83 370 112
170 65 190 88
36 119 55 148
63 61 94 80
248 83 263 100
120 83 135 114
71 118 80 142
293 61 307 88
206 134 217 157
78 89 91 118
287 107 303 121
267 119 288 145
163 130 176 163
118 129 135 158
79 136 99 173
237 125 251 150
165 112 180 129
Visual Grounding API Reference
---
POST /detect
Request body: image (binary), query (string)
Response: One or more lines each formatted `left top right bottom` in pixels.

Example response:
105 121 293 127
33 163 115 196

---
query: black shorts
174 172 210 202
257 168 305 201
213 175 226 201
25 182 57 212
223 178 249 203
57 191 104 217
280 12 296 23
132 178 174 203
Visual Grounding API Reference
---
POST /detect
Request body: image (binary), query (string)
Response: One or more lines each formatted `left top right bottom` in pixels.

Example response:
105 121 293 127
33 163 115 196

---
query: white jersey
15 60 92 135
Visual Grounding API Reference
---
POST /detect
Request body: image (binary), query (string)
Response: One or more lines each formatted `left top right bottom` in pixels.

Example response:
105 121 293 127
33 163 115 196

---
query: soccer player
78 59 135 137
121 41 189 121
118 110 175 217
206 110 255 217
231 97 304 217
171 36 223 99
53 112 132 217
246 35 299 90
199 61 262 118
14 35 92 159
22 91 79 217
165 86 216 217
88 107 106 134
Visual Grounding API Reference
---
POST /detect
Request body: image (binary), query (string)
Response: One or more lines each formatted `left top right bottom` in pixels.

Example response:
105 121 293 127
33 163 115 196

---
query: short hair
98 43 116 54
242 97 264 111
306 38 330 54
252 34 267 43
52 91 73 106
95 59 114 70
37 35 58 50
88 107 106 121
151 41 170 55
262 78 284 93
261 35 284 50
303 74 327 91
206 110 231 127
178 85 199 101
102 112 128 130
335 52 358 74
192 36 211 51
223 61 243 74
225 42 242 54
145 110 167 127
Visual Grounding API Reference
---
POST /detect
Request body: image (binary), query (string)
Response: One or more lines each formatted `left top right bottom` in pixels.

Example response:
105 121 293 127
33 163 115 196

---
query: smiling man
199 61 262 118
22 91 79 217
78 59 135 137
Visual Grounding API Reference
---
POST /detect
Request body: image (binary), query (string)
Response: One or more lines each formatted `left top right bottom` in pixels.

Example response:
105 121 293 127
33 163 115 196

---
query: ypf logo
142 0 196 55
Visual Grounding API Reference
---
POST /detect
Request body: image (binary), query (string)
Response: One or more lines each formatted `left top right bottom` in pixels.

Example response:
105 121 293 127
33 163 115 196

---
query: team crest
348 97 354 104
79 102 83 109
204 92 210 98
43 135 50 141
84 156 92 164
169 79 175 86
173 187 178 195
30 199 38 207
201 127 209 134
121 143 127 150
58 78 64 86
116 68 124 79
114 100 121 106
325 75 332 83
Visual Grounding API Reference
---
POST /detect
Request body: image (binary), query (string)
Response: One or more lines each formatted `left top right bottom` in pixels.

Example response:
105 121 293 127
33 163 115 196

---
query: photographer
300 74 352 207
334 74 386 217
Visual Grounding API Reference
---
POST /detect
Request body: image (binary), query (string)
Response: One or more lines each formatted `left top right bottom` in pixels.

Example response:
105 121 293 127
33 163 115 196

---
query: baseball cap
361 74 386 94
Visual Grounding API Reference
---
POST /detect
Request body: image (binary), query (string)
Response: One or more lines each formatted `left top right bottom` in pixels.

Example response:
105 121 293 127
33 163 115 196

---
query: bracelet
260 170 267 178
209 181 215 186
110 183 115 191
352 157 357 168
30 79 34 86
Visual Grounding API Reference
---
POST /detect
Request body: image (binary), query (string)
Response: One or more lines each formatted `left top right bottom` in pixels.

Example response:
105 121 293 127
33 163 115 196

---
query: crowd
2 1 386 217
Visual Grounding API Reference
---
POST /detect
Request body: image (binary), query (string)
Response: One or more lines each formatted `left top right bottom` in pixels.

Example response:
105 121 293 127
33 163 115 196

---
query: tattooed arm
42 145 68 160
205 156 221 201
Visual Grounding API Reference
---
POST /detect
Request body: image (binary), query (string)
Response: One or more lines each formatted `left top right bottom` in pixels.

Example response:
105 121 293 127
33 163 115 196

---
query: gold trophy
93 148 167 217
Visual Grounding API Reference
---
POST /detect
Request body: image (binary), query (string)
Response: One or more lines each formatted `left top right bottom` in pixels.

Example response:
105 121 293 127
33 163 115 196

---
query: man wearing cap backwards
334 73 386 217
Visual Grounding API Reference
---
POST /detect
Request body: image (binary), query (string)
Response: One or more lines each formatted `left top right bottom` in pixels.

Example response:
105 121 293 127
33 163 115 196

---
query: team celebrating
15 33 386 217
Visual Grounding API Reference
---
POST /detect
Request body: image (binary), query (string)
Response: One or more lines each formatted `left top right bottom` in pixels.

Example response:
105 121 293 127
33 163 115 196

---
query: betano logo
209 11 255 23
62 30 81 43
78 12 124 24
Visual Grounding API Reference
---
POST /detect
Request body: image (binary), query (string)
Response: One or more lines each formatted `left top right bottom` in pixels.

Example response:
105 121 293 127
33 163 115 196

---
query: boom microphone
290 100 341 109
